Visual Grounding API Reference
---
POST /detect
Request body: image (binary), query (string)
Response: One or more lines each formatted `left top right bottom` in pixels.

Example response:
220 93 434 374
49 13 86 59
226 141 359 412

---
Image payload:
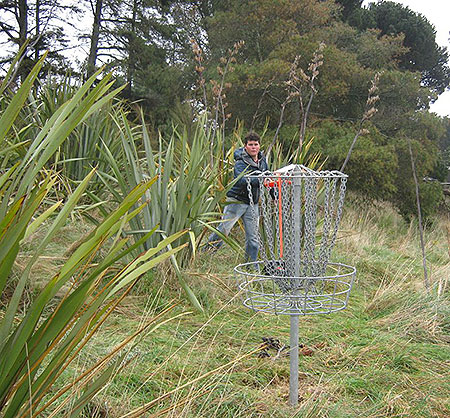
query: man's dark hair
244 132 261 144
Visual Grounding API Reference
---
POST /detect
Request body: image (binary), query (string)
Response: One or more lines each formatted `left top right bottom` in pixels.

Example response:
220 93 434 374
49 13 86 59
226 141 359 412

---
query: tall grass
84 198 449 417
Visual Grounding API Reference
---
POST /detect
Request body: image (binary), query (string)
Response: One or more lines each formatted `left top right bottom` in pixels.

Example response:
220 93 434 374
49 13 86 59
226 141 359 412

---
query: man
208 132 268 261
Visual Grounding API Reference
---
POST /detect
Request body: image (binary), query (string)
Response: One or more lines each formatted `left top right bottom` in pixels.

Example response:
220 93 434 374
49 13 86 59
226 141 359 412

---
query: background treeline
1 0 449 219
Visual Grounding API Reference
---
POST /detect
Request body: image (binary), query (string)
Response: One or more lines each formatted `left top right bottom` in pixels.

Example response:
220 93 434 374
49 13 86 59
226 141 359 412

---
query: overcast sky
363 0 450 117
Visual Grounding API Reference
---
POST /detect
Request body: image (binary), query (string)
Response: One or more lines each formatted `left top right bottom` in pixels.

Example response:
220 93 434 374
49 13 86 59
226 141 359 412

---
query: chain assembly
237 165 355 316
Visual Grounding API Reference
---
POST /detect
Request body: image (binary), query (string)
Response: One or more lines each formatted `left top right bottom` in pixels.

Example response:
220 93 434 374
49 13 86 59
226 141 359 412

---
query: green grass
23 197 450 417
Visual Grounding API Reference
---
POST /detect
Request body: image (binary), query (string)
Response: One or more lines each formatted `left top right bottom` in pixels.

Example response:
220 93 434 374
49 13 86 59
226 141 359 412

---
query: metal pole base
289 314 299 406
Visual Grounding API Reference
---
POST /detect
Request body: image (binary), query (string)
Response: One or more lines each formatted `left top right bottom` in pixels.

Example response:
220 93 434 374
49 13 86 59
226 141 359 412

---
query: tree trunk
17 0 29 82
35 0 40 61
17 0 28 49
126 0 138 98
87 0 104 79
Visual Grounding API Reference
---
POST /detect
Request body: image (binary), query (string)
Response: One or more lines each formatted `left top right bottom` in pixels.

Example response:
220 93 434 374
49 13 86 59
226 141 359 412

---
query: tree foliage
335 0 364 20
348 1 450 94
0 0 448 218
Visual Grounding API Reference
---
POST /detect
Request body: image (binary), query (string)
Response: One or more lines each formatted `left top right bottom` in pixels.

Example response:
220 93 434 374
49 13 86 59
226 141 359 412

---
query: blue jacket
226 147 268 204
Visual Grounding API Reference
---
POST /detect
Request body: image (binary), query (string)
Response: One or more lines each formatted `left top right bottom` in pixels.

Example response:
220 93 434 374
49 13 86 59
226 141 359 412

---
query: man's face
245 140 260 159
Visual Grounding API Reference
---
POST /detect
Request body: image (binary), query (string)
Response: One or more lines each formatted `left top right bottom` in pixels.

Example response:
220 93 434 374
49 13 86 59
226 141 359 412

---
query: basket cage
234 164 356 315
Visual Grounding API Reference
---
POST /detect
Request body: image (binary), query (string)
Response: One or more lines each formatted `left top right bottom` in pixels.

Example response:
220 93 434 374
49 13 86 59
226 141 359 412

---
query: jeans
208 201 259 262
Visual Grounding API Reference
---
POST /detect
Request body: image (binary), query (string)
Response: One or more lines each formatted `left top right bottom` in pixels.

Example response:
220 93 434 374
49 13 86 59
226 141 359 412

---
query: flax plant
0 56 186 416
191 39 244 166
17 75 124 187
266 43 325 158
98 110 236 310
210 41 244 145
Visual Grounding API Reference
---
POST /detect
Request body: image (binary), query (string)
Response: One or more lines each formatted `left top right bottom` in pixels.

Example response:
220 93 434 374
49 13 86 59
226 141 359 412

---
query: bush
393 137 443 221
308 120 398 200
395 178 444 222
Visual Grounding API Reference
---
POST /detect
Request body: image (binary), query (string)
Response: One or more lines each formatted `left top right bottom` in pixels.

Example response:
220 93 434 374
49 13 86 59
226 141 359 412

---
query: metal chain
317 178 335 275
244 166 347 295
323 177 347 267
303 177 318 276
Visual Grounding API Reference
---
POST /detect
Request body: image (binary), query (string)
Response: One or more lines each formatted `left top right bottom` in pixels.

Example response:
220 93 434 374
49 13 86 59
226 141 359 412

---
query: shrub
308 120 398 200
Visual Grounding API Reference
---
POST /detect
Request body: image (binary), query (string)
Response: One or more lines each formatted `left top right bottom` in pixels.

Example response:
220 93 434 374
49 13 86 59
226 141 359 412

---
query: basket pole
277 174 283 258
289 175 302 406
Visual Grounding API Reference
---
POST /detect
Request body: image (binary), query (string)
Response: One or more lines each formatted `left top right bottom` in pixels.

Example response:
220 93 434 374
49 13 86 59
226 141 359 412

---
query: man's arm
233 159 250 189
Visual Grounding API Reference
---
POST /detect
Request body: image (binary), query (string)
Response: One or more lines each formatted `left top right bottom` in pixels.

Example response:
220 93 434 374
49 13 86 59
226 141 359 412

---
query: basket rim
234 260 356 280
238 278 352 298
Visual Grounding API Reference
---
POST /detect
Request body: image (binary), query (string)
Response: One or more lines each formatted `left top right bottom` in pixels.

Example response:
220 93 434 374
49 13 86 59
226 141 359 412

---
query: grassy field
24 196 449 417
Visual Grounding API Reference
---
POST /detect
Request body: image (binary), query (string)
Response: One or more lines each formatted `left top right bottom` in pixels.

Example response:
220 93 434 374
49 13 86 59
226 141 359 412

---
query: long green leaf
0 53 47 143
68 356 124 418
0 181 153 386
160 232 203 312
17 85 122 197
4 238 186 417
0 183 49 297
108 231 188 297
0 140 30 156
21 68 108 163
1 169 96 348
22 200 62 242
35 168 97 257
0 40 29 97
0 162 19 191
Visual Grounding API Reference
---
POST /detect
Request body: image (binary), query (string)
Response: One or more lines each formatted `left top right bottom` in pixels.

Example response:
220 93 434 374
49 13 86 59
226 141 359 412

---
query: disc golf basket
234 164 356 406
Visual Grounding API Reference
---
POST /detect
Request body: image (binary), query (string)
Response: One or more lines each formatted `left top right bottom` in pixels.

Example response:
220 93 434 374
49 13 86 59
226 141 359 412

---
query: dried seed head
369 85 378 95
190 39 201 55
361 72 382 121
298 68 310 82
367 95 380 106
364 107 378 119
